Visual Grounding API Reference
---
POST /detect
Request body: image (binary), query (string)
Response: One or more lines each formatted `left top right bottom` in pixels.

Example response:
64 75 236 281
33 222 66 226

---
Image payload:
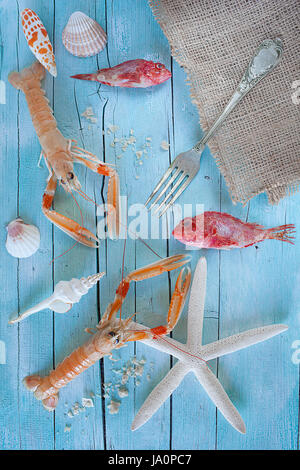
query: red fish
172 211 295 250
71 59 171 88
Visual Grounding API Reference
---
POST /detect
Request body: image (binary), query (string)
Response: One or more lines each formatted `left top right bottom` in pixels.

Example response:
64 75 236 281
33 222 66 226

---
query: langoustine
8 62 120 245
23 254 191 411
173 211 295 249
71 59 171 88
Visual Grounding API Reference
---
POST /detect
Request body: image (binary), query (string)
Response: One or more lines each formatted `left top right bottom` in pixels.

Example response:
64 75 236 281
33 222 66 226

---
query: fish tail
266 224 296 244
71 73 98 82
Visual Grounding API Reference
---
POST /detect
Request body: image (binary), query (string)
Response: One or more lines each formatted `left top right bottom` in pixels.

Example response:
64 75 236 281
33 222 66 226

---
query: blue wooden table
0 0 299 451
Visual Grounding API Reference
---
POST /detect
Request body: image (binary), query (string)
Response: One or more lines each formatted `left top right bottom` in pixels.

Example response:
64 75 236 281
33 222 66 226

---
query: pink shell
62 11 107 58
21 9 57 77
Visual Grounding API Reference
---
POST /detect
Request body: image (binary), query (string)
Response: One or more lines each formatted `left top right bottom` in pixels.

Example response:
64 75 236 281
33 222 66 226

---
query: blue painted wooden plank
216 192 300 449
169 59 221 450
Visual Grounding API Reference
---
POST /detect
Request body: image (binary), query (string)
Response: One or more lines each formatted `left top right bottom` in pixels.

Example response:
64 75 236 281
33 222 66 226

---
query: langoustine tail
266 224 296 244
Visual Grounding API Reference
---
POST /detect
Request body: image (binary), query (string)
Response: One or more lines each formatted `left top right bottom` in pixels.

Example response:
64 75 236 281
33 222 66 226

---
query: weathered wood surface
0 0 299 450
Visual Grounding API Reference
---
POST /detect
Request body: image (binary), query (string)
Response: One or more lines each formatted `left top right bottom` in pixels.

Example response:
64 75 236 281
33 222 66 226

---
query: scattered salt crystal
67 411 73 418
135 150 143 159
82 397 94 408
160 140 170 151
121 372 129 385
146 137 152 141
130 129 134 135
108 399 121 415
107 124 119 134
64 425 71 433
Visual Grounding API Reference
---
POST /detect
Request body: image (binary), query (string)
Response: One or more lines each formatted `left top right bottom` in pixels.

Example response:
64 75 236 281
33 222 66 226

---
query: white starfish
131 257 288 433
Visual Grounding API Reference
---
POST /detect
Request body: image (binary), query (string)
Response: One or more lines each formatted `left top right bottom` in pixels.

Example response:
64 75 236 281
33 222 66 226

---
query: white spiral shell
9 273 105 323
62 11 107 57
5 218 40 258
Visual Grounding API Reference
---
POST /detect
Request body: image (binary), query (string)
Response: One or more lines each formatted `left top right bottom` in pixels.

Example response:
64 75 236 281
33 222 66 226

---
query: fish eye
61 178 66 185
67 172 74 180
156 63 163 69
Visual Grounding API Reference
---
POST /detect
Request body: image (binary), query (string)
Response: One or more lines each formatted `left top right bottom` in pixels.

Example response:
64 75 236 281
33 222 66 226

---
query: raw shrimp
8 62 120 246
173 211 295 249
23 254 191 411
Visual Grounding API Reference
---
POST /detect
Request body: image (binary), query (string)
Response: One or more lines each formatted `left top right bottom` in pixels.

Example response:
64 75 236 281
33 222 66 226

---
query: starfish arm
202 324 288 361
131 362 188 431
187 257 207 350
193 365 246 434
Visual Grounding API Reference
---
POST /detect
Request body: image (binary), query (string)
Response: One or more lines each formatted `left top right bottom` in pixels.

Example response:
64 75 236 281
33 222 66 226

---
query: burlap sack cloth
149 0 300 205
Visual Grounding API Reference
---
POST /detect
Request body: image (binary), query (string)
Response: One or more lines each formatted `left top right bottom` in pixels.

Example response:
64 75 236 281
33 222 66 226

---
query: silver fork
145 38 283 217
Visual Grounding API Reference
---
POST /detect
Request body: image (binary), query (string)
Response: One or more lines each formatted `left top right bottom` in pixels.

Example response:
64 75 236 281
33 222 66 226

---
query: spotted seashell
21 9 57 77
6 218 40 259
62 11 107 57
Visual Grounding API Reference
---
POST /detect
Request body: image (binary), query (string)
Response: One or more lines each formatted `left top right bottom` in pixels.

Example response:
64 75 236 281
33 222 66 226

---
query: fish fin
210 236 239 249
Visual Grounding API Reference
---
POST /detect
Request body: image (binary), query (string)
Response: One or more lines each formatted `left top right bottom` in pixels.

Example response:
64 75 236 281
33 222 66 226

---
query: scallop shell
6 218 40 258
21 9 57 77
62 11 107 57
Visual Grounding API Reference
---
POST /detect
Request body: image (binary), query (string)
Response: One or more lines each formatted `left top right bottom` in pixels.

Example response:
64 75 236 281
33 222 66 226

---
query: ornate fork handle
193 38 283 153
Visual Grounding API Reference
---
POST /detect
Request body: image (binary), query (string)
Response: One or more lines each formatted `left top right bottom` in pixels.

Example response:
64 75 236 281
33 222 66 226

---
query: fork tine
158 176 192 217
154 172 186 214
149 168 182 211
145 165 174 207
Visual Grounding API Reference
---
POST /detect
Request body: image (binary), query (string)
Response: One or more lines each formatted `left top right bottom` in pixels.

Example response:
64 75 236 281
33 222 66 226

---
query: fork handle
193 38 283 153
